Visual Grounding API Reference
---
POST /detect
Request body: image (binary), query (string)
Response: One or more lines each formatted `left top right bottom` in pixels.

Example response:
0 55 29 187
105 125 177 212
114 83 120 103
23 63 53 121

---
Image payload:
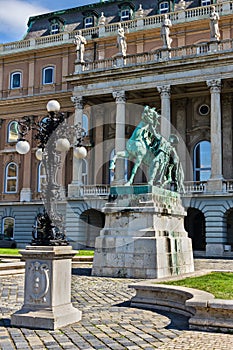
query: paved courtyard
0 260 233 349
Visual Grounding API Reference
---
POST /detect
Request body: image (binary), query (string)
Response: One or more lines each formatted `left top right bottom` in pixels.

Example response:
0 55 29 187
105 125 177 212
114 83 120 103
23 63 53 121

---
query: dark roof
25 0 200 39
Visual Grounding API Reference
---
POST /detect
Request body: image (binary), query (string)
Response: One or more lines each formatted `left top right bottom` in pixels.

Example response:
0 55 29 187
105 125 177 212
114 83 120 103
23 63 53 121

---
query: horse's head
142 106 160 126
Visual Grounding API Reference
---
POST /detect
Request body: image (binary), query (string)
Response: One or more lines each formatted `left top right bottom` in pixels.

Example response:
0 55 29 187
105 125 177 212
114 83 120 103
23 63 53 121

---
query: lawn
0 248 94 256
161 272 233 300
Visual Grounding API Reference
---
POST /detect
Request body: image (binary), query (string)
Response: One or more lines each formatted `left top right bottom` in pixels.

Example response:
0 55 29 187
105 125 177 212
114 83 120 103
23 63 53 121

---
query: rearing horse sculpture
109 106 184 192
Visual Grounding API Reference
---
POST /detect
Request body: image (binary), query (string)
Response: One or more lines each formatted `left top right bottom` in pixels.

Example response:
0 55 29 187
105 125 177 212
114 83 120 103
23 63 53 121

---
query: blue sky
0 0 97 44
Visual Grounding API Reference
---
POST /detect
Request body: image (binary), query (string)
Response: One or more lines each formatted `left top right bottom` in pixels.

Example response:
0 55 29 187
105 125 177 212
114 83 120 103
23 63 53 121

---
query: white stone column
222 95 233 179
68 96 84 197
112 90 126 184
157 85 171 140
206 79 223 191
175 99 187 179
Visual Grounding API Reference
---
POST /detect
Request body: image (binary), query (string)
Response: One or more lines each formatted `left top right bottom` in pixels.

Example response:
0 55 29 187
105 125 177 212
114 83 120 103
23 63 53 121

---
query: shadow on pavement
115 300 189 331
72 267 92 276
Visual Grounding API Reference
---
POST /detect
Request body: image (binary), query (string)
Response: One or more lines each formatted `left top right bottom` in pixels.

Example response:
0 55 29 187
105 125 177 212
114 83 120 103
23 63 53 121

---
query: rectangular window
201 0 211 6
85 17 93 28
159 2 169 14
121 9 130 21
51 23 59 34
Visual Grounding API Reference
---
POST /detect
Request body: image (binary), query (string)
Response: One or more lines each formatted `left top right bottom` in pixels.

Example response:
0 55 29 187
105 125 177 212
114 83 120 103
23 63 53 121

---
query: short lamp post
11 100 86 330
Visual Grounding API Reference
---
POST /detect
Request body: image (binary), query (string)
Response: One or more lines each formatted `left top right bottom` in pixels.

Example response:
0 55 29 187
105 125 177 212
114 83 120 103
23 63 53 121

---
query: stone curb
129 270 233 332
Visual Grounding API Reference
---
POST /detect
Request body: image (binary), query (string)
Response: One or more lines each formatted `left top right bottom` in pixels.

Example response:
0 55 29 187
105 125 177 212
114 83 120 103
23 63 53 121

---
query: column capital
206 79 221 93
157 85 171 97
112 90 126 103
71 96 84 109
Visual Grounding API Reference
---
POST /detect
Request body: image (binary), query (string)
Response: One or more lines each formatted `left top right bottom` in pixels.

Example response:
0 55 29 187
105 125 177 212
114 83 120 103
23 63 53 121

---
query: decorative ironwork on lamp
16 100 87 246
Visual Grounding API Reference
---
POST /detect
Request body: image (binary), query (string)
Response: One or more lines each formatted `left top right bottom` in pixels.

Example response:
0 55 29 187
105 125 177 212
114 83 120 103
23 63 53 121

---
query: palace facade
0 0 233 256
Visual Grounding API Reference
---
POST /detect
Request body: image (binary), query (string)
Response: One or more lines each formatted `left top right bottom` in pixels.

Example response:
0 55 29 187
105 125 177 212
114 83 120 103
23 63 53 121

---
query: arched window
5 162 18 193
2 217 15 239
82 114 89 136
38 162 46 192
7 121 18 143
82 159 88 185
42 66 54 85
109 149 128 183
194 140 211 181
10 72 21 89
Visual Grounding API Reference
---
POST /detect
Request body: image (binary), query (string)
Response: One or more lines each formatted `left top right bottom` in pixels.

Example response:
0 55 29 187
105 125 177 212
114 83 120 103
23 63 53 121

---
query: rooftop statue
209 6 220 41
117 23 127 57
110 106 184 192
161 14 172 49
74 30 87 63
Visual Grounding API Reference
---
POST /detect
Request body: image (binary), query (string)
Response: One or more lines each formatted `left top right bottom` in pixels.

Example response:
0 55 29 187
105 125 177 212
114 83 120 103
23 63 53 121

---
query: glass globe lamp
56 138 71 152
73 146 87 159
46 100 61 113
35 148 43 161
16 140 30 155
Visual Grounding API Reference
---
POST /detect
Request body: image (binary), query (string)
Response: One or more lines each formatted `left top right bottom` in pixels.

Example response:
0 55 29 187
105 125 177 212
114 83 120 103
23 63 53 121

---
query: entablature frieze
71 58 233 100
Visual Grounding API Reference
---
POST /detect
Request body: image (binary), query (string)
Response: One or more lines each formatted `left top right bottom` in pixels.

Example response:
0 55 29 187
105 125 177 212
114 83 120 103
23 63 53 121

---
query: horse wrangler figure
110 106 184 192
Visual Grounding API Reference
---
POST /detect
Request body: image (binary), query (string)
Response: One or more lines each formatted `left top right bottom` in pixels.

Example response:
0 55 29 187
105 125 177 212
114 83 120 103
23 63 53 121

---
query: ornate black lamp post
12 100 85 330
16 100 87 245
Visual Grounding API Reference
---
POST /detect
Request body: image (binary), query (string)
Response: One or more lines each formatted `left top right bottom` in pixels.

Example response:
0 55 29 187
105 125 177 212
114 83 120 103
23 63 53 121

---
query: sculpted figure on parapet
74 30 87 63
117 23 127 56
161 14 172 49
209 6 220 41
109 106 185 192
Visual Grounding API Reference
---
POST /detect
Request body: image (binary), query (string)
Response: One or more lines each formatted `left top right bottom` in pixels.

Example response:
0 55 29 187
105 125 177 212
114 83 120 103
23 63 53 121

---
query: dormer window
49 16 64 35
83 10 98 29
51 23 59 35
84 16 93 28
159 1 170 14
118 2 135 22
201 0 211 6
121 9 130 21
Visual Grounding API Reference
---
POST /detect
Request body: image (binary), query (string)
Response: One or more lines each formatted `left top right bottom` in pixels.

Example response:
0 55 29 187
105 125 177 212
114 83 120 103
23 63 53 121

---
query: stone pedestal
11 246 82 330
92 186 194 279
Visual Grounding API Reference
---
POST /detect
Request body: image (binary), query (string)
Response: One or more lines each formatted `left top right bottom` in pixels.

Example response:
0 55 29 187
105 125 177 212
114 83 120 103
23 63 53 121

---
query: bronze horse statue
109 106 184 192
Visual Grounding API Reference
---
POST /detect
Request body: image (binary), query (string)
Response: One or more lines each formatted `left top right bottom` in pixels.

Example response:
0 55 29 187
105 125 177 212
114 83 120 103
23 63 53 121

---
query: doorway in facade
80 209 105 249
226 209 233 249
185 208 206 251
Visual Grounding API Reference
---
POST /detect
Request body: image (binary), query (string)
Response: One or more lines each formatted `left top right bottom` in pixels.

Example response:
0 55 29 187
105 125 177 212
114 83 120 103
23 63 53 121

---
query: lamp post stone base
11 246 82 330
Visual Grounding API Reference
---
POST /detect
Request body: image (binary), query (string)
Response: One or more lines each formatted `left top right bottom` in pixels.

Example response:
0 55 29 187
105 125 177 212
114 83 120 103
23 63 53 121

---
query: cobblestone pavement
0 260 233 349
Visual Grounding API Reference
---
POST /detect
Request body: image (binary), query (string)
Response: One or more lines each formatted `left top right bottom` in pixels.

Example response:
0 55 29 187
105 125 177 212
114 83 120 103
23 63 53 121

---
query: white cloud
0 0 49 42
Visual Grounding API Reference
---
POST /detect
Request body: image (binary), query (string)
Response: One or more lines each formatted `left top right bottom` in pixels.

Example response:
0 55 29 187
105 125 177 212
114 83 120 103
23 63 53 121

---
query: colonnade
70 79 224 189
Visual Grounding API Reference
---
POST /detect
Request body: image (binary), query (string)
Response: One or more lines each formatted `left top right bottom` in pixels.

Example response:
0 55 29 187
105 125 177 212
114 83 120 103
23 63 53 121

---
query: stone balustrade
1 2 233 55
184 181 207 194
80 185 110 196
224 179 233 192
